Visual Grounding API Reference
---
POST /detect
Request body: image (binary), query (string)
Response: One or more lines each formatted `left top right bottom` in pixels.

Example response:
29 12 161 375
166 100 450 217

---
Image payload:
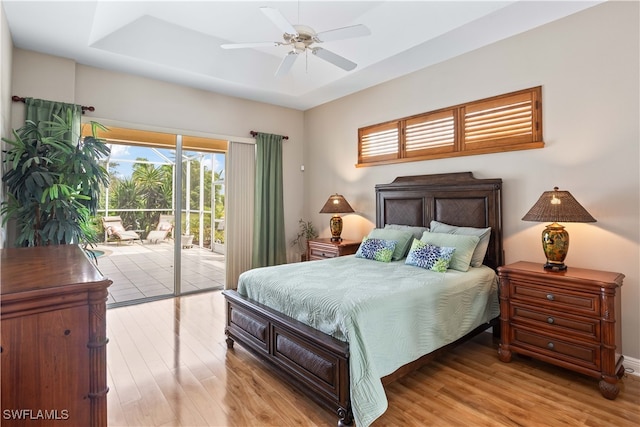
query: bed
222 171 503 426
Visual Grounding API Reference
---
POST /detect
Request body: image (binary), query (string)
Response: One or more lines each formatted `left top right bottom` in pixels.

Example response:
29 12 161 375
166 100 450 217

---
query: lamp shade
522 187 595 271
319 194 355 214
522 187 596 223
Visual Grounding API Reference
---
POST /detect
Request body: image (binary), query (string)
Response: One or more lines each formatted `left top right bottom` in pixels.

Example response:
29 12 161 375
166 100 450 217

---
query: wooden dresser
1 245 112 426
307 238 360 261
497 261 624 399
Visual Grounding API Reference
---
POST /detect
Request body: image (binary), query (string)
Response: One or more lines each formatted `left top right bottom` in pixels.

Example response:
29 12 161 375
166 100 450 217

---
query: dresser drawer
511 303 600 342
510 280 599 316
512 327 600 371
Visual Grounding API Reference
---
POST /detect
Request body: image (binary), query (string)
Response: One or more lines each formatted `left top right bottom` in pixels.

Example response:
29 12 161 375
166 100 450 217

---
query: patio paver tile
94 243 224 307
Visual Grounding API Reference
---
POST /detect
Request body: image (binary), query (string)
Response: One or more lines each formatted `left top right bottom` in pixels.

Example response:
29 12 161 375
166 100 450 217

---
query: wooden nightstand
307 238 360 261
497 261 625 399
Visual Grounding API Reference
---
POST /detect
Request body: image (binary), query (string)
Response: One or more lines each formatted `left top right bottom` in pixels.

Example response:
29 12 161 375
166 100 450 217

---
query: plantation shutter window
358 122 400 164
463 87 541 151
404 109 456 158
356 86 543 167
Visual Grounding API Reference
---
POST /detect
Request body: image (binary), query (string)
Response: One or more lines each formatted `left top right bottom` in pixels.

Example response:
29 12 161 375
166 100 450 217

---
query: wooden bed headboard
375 172 503 270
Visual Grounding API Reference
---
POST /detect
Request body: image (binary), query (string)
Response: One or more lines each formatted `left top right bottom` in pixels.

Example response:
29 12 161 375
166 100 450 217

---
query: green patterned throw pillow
355 237 397 262
405 239 455 272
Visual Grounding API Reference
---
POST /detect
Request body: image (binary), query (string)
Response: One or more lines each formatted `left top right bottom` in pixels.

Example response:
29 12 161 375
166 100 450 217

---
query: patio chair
146 214 174 244
102 216 143 245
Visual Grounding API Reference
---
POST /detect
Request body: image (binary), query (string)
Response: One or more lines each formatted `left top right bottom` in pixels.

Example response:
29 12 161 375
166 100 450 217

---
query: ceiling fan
221 6 371 77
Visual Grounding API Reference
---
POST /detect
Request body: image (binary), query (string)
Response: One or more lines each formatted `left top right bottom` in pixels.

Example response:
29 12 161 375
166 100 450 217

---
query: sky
107 144 225 180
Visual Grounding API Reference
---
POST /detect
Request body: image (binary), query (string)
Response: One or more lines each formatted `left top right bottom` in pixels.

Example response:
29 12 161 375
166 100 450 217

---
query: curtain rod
250 130 289 140
12 96 95 114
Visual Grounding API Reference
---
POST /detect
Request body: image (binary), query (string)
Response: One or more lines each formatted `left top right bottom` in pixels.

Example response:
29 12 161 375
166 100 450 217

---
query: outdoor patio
92 241 225 307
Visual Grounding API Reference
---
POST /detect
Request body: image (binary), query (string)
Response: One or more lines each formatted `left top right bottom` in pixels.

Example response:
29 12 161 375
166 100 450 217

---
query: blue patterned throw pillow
355 237 397 262
405 239 455 272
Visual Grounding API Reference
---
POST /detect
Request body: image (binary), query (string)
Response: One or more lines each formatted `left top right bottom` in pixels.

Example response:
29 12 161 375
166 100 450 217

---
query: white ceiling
3 0 603 111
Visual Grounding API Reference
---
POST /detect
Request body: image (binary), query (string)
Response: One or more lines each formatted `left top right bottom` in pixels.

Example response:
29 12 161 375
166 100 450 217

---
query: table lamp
522 187 596 271
319 194 354 242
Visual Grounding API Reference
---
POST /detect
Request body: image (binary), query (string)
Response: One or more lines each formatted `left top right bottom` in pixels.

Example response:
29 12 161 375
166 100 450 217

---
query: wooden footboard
224 289 499 426
222 290 353 426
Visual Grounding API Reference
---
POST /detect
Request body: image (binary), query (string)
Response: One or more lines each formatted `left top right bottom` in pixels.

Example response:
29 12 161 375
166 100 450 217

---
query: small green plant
291 218 318 253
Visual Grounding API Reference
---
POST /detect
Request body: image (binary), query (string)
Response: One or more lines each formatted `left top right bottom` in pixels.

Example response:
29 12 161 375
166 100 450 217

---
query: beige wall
304 1 640 359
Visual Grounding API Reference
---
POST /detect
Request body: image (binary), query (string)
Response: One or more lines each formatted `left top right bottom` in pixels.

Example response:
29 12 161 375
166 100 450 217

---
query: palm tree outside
97 145 225 248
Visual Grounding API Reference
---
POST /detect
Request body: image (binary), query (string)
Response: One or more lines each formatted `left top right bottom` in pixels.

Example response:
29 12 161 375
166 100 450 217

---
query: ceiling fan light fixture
223 6 370 76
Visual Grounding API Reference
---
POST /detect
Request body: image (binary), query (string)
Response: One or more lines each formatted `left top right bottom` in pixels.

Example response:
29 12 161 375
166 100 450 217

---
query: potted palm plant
1 111 110 247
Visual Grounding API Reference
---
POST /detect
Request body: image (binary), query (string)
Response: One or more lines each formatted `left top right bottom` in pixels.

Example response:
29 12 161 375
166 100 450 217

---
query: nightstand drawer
310 246 338 259
511 304 600 341
510 280 599 316
513 327 599 370
307 239 360 261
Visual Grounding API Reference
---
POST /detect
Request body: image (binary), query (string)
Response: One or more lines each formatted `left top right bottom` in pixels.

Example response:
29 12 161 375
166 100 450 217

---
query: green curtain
252 133 286 268
25 97 81 141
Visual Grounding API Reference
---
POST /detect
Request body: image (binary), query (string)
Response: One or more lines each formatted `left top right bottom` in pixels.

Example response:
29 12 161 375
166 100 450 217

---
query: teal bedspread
237 255 499 427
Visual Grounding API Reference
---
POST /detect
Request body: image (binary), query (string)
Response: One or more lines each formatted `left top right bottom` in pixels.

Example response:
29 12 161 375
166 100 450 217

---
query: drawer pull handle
546 294 555 301
547 342 555 350
547 317 555 324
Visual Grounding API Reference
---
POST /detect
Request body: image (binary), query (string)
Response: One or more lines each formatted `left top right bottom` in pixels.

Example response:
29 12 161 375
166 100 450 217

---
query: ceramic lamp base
542 222 569 270
543 261 568 271
329 215 343 242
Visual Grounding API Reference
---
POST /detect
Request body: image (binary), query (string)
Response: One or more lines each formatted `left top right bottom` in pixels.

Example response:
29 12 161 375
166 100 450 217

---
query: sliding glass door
98 143 176 305
91 126 227 307
177 147 226 295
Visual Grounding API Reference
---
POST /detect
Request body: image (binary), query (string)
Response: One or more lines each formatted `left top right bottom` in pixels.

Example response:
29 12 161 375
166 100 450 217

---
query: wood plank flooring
107 291 640 426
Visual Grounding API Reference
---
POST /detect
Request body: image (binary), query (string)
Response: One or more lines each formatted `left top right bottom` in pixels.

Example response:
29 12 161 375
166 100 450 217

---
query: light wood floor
107 291 640 426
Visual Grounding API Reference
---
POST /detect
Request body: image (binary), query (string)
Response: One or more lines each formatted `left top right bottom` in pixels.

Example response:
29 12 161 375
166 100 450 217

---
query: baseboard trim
623 355 640 377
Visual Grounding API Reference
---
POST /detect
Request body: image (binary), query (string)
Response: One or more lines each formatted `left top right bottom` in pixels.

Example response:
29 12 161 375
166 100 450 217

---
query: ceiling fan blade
221 41 281 49
311 47 357 71
260 6 297 36
275 52 299 77
315 24 371 42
